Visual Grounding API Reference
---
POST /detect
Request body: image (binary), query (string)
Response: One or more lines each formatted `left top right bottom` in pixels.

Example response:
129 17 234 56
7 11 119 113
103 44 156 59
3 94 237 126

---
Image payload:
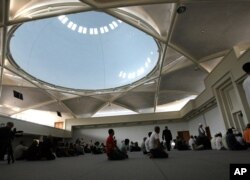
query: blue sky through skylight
10 11 159 90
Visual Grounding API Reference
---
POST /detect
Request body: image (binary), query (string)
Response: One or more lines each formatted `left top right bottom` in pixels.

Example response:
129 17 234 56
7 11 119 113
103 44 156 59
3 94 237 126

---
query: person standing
162 126 172 151
0 122 15 163
242 62 250 108
198 123 206 137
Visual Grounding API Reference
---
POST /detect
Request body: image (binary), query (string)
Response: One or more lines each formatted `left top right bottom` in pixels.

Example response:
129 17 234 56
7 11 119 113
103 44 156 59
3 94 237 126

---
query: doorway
177 131 190 143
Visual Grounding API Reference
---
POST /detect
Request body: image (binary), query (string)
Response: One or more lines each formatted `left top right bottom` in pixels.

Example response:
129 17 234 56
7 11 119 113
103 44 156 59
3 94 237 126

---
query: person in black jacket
0 122 15 163
162 126 172 151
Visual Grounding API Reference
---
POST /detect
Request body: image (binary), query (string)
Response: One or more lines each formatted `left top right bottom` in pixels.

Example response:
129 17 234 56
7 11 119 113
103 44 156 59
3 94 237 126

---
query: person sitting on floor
26 140 40 161
141 137 147 154
130 142 141 152
145 132 152 154
235 132 247 148
226 128 247 150
39 136 56 160
84 144 91 153
106 129 127 160
149 126 168 158
215 133 226 150
243 123 250 148
175 136 189 150
189 136 195 150
14 140 28 160
92 141 103 154
120 139 130 157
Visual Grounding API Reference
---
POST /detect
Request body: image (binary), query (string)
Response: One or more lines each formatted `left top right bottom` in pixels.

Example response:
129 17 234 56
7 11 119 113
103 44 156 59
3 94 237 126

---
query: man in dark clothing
0 122 15 162
162 126 172 151
226 128 246 150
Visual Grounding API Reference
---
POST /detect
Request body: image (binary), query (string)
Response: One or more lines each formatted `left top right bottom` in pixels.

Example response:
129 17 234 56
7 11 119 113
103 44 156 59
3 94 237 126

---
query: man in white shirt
215 133 225 150
189 136 195 150
149 126 168 158
198 123 206 137
145 132 152 154
242 62 250 108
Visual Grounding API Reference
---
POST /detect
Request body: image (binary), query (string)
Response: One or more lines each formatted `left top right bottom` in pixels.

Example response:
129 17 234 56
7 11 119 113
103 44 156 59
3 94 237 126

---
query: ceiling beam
0 0 10 98
105 9 165 42
81 0 175 9
168 43 208 73
112 101 140 113
3 66 78 118
154 3 178 112
7 3 92 26
9 99 57 116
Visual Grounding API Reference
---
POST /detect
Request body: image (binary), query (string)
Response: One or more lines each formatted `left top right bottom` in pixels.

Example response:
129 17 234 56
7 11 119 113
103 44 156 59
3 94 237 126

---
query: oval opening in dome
9 11 159 90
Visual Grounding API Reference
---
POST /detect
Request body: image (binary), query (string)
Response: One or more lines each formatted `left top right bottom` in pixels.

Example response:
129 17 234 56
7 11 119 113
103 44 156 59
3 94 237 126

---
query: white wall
188 106 226 137
0 115 71 138
73 121 188 147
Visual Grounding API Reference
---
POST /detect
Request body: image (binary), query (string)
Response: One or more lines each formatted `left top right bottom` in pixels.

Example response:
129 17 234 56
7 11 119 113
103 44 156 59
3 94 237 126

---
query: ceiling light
100 27 105 34
82 27 87 34
94 28 98 35
109 24 115 30
67 21 73 28
78 26 83 33
62 17 68 24
104 26 109 32
58 15 65 21
71 24 77 31
58 15 121 35
90 28 94 35
112 21 118 27
177 6 187 14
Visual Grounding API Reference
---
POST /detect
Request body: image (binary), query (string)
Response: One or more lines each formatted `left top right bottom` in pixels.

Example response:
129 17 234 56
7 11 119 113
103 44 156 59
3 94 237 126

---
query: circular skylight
9 11 159 90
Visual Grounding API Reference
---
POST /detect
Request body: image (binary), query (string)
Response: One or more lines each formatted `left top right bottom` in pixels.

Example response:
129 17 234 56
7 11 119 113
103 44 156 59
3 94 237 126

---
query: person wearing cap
242 62 250 108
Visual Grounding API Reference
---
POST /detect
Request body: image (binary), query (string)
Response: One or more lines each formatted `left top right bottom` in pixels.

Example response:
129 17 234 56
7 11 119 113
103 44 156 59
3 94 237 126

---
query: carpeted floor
0 150 250 180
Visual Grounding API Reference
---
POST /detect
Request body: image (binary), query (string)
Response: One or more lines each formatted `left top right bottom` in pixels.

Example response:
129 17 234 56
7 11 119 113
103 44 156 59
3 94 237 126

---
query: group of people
105 126 169 160
1 120 250 163
189 123 250 151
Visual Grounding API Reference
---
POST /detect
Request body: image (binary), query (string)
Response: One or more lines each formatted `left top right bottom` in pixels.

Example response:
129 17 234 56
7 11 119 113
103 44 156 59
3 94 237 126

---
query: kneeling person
149 126 168 158
106 129 127 160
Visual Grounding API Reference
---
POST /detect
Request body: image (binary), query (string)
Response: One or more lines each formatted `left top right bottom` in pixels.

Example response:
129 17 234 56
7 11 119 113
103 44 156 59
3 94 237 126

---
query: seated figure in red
106 129 127 160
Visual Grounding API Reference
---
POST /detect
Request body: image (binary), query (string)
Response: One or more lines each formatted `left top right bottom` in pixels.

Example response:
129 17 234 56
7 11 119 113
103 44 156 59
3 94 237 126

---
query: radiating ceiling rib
90 102 109 117
8 3 92 26
3 66 78 118
0 0 9 98
153 3 178 112
81 0 173 9
0 0 246 120
198 49 229 63
80 0 165 42
112 101 140 113
108 76 159 103
168 43 208 73
9 99 57 116
107 9 164 42
159 89 199 95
